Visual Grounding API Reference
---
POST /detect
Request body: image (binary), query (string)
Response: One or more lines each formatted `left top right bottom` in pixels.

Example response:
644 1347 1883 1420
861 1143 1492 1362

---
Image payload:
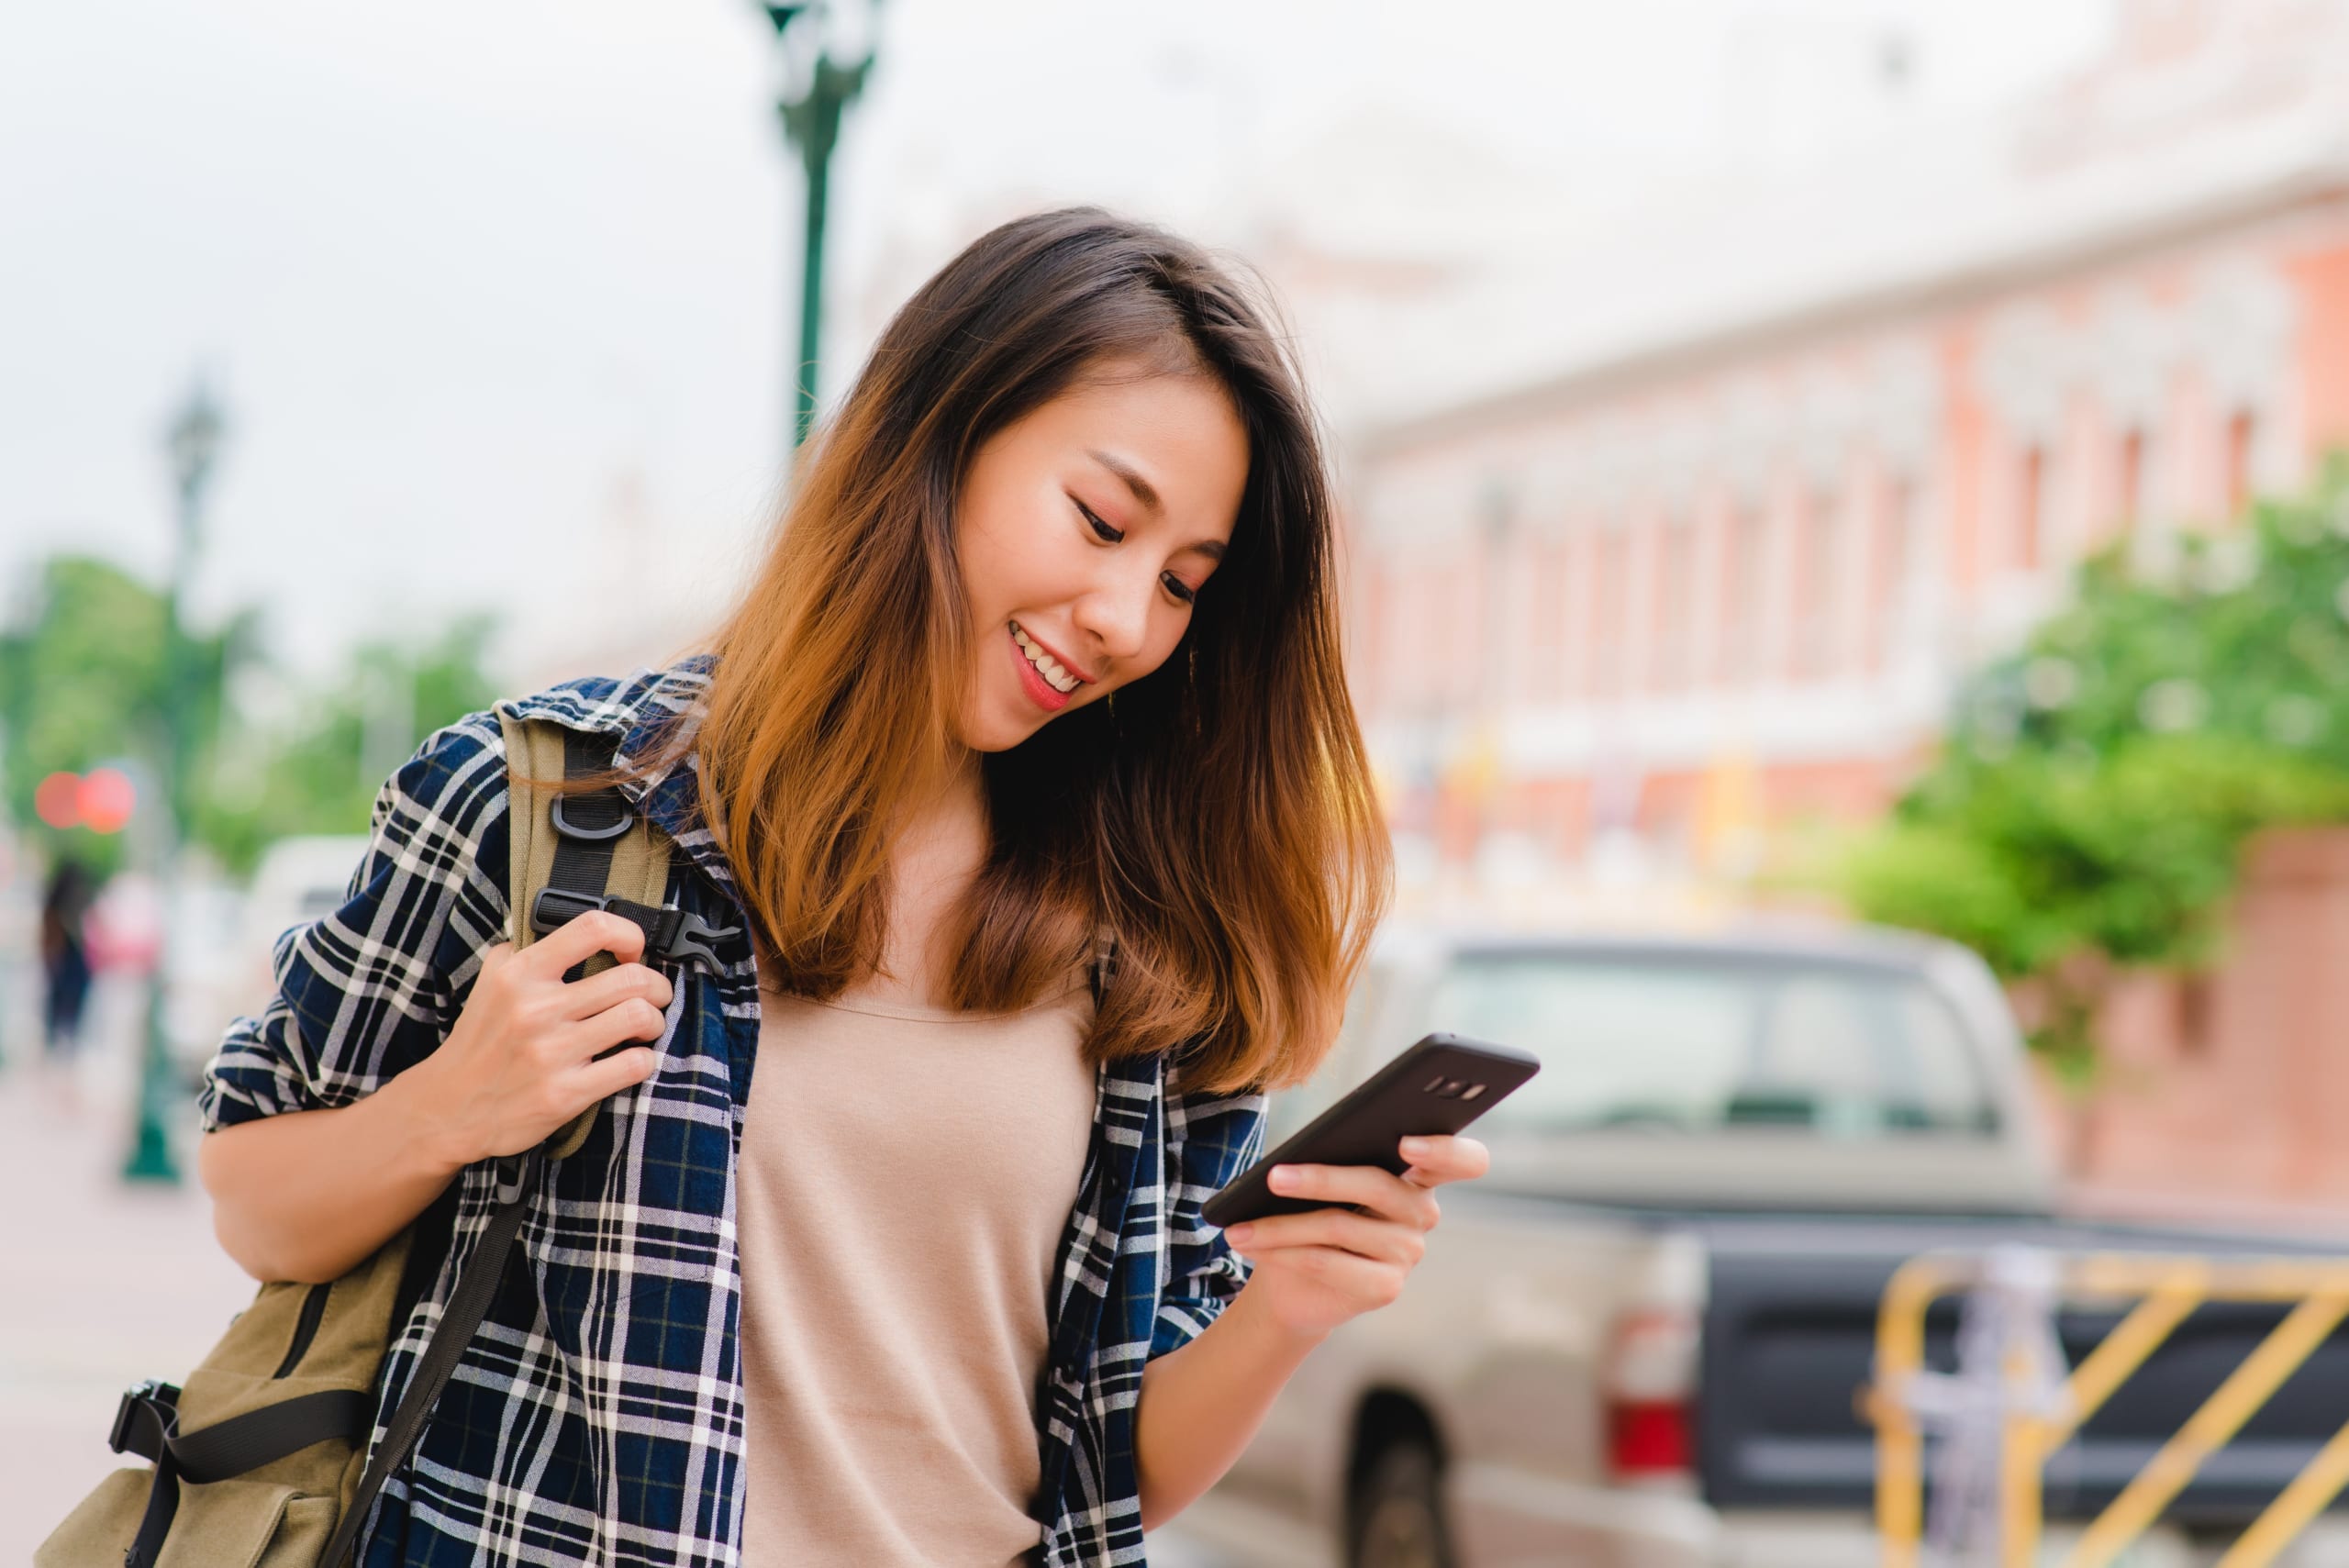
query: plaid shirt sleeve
195 711 512 1132
1148 1077 1268 1360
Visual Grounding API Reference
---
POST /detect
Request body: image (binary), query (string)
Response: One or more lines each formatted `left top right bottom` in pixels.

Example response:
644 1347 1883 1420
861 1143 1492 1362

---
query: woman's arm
199 910 672 1296
1133 1273 1325 1530
1133 1133 1491 1530
195 716 664 1284
200 1062 469 1284
200 913 669 1284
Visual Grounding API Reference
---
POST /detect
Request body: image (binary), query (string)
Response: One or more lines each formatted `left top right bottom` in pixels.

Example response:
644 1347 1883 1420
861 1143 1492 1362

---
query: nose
1069 564 1154 666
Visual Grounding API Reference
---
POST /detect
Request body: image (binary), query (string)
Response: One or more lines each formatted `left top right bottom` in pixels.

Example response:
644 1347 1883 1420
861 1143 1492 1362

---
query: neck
904 742 985 831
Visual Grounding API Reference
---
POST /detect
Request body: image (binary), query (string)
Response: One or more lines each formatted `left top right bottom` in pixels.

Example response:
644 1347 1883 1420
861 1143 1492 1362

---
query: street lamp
760 1 879 452
123 378 226 1184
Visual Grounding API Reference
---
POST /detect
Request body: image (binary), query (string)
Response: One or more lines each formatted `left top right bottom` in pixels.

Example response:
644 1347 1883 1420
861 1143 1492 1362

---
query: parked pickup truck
1174 923 2349 1568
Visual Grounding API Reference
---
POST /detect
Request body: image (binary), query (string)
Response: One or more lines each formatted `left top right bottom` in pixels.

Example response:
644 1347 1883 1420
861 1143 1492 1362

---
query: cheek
959 499 1077 619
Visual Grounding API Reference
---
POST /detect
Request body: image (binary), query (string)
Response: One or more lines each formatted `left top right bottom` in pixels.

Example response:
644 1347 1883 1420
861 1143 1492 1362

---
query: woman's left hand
1219 1134 1491 1340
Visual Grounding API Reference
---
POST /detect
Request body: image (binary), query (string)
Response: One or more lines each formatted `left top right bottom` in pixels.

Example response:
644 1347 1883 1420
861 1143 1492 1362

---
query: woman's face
952 361 1248 752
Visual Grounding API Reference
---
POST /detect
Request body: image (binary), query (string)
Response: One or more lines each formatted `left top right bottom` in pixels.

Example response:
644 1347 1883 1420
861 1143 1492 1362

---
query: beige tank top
737 958 1097 1566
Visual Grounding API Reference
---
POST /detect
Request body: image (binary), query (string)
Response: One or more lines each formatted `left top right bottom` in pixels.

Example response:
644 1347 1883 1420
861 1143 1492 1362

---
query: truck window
1427 955 1998 1139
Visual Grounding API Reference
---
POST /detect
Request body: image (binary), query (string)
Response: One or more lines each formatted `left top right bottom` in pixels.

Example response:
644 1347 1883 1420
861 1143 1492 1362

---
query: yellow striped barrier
1874 1252 2349 1568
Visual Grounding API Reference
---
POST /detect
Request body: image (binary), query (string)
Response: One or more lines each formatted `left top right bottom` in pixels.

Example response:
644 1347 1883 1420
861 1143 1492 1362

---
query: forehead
1015 366 1248 525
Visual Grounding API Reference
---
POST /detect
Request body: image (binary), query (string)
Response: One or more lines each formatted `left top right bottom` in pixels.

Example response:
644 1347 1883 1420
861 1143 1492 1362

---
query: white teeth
1010 623 1080 694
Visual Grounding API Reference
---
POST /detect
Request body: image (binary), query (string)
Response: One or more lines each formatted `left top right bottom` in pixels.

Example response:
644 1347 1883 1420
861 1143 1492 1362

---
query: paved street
0 973 259 1564
0 966 1241 1565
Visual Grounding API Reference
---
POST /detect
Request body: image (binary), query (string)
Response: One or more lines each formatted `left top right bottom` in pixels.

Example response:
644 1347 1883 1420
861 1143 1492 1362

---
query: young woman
195 207 1491 1567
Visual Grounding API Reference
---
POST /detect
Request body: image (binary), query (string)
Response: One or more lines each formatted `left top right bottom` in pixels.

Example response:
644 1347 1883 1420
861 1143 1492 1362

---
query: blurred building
1342 0 2349 904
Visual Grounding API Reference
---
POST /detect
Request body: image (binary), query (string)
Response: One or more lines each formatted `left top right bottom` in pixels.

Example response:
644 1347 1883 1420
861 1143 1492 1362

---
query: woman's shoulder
495 657 715 739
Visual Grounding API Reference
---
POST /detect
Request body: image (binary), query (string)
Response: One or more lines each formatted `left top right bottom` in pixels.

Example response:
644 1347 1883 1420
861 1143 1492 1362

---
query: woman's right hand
413 910 674 1168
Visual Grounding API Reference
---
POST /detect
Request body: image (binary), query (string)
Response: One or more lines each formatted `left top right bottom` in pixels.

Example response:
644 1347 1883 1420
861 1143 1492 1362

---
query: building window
1718 505 1766 684
2176 972 2214 1059
1592 528 1629 700
2224 409 2256 520
1652 515 1697 692
1792 489 1842 680
1868 477 1913 673
2018 443 2046 572
1530 538 1570 700
2116 427 2144 538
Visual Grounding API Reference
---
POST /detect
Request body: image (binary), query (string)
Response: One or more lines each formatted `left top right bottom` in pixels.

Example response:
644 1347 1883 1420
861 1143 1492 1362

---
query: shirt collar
499 653 737 902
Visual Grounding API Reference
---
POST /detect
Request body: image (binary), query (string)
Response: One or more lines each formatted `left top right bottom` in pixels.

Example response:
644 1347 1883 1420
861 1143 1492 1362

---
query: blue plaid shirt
195 656 1267 1566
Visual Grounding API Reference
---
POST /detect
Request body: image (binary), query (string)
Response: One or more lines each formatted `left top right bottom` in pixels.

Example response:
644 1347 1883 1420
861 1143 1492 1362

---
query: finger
1230 1242 1407 1310
564 995 670 1061
556 961 674 1022
574 1043 659 1103
1226 1207 1427 1267
1396 1135 1492 1185
1267 1163 1441 1229
527 910 647 978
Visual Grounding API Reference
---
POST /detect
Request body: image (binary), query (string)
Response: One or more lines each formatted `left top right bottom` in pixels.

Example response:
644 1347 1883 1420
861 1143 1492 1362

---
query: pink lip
1008 624 1074 712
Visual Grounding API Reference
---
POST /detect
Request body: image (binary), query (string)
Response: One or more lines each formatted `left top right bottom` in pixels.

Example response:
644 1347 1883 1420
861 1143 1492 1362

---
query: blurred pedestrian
39 856 97 1108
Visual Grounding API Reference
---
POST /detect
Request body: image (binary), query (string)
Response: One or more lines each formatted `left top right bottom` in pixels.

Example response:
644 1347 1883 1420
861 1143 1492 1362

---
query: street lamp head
758 0 880 71
166 379 227 501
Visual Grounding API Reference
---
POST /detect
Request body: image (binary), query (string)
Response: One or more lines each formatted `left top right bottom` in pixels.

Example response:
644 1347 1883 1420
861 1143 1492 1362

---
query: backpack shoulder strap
496 709 676 1162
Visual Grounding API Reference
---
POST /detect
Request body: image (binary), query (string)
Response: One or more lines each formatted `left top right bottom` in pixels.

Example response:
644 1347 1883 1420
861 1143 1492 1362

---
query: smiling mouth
1009 620 1085 694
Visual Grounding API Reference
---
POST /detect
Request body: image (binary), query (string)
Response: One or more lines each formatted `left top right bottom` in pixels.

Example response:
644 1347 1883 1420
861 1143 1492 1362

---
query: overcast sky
0 0 2112 689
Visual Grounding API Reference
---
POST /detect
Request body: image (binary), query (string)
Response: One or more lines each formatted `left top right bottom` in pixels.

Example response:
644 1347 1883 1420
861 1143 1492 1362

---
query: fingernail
1399 1137 1431 1158
1268 1165 1296 1189
1225 1224 1254 1245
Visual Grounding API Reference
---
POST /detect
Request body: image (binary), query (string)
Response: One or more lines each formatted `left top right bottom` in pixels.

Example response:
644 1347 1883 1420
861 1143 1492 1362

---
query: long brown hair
562 208 1389 1095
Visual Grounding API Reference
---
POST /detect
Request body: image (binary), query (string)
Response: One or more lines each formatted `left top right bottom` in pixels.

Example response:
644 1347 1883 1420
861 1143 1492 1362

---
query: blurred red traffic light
80 768 135 833
32 767 136 833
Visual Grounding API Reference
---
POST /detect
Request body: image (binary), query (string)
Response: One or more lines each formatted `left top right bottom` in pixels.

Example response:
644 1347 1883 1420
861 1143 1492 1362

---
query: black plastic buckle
493 1148 541 1207
532 887 738 971
658 908 738 970
531 886 612 938
110 1379 178 1455
548 794 634 843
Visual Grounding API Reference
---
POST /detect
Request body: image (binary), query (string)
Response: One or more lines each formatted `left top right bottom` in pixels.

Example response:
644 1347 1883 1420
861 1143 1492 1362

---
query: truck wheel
1347 1439 1453 1568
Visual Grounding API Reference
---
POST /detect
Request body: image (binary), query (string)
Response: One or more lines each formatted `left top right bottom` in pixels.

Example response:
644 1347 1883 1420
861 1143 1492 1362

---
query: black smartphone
1202 1032 1542 1229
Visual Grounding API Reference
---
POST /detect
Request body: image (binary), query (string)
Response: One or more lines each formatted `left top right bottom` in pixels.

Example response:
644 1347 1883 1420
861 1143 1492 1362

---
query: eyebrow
1087 448 1163 514
1086 447 1227 562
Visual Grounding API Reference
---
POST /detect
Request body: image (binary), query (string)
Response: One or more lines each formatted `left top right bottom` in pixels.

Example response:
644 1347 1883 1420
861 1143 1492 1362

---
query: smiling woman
187 207 1458 1568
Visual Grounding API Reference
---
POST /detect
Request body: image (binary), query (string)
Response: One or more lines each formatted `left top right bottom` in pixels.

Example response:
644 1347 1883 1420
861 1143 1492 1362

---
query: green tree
196 616 500 874
1843 464 2349 1082
0 556 260 880
1 552 501 879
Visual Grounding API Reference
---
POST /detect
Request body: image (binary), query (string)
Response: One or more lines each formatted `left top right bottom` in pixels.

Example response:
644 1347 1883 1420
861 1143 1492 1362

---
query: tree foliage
1843 466 2349 1075
1 553 498 879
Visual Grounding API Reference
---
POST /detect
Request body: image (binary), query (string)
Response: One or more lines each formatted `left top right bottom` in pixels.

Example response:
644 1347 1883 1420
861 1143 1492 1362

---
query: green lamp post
761 2 878 451
123 379 225 1184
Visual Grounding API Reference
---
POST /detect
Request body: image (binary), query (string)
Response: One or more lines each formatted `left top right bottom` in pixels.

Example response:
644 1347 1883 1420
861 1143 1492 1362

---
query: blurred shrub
2 552 497 880
195 618 498 876
1844 464 2349 1078
0 556 260 881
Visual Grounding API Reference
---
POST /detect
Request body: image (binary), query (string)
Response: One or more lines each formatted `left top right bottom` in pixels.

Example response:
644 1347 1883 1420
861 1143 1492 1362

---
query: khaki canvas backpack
38 713 735 1567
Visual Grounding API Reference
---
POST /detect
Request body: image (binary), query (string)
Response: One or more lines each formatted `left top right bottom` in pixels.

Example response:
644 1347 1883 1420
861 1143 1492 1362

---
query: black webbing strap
108 1386 180 1568
527 728 737 972
107 1382 372 1567
544 728 632 983
316 1150 541 1568
113 1386 372 1478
